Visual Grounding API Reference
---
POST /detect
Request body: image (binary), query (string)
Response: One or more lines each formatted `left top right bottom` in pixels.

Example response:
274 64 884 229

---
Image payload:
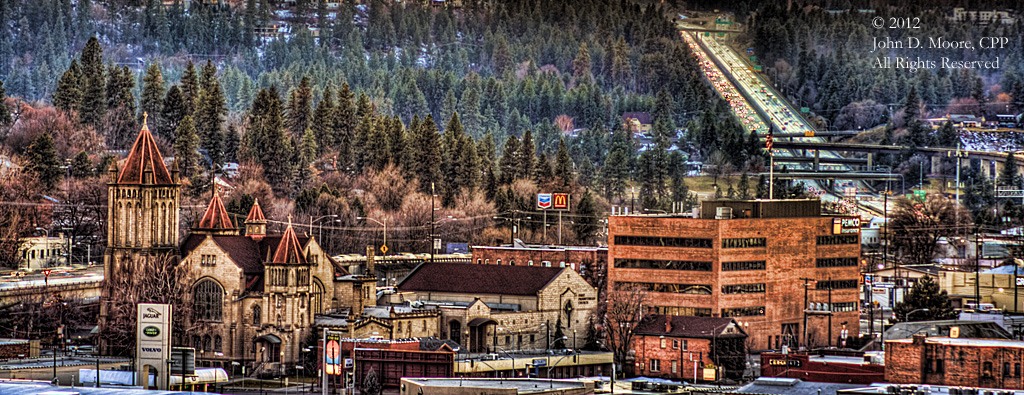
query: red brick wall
634 334 712 381
886 339 1024 390
608 215 860 351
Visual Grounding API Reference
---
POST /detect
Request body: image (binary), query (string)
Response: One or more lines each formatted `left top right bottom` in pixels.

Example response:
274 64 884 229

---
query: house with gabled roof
391 261 596 353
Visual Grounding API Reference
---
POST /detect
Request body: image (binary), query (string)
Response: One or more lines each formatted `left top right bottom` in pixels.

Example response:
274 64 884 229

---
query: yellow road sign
380 245 388 254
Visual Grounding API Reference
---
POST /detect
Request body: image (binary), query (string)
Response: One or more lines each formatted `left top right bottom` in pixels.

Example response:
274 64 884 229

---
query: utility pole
800 277 814 349
976 227 982 305
431 182 435 263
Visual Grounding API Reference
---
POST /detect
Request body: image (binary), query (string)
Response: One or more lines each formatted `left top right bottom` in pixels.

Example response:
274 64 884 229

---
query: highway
682 30 884 217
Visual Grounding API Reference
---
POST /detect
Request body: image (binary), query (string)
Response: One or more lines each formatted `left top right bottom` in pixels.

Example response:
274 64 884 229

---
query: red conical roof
271 219 306 264
197 186 234 229
246 198 266 222
117 114 174 185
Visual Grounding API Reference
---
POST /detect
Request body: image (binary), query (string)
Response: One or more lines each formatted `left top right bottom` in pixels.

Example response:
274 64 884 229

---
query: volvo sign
137 303 172 390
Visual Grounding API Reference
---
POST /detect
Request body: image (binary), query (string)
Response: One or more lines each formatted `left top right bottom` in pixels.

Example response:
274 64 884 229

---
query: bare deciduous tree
890 195 972 267
603 283 648 377
99 253 199 356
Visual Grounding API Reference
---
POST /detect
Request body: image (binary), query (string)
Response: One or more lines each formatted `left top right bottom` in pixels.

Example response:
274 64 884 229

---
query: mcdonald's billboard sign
552 193 570 210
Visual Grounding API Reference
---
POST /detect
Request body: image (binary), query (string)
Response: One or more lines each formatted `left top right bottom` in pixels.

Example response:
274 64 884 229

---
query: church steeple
195 184 237 235
271 217 306 264
245 198 267 241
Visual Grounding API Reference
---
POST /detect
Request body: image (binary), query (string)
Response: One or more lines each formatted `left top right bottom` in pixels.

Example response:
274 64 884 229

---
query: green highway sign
750 56 757 62
801 107 810 113
753 65 762 71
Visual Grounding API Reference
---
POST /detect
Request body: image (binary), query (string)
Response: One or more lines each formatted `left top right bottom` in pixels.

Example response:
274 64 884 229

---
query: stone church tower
102 115 180 305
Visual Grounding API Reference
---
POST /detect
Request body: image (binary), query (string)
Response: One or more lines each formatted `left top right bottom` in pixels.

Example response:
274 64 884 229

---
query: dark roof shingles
398 262 562 296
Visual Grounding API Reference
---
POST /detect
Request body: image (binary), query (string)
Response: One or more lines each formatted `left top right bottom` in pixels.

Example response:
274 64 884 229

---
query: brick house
608 199 861 351
390 262 597 353
633 315 747 381
886 335 1024 390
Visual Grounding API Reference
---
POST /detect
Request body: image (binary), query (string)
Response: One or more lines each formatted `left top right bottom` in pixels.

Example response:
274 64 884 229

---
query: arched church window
194 280 224 321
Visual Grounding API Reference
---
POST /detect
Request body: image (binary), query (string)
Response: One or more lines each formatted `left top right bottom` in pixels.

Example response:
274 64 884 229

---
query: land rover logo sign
144 326 160 337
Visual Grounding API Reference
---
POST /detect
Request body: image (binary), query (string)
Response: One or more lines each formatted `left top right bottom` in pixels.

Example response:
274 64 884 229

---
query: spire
272 220 306 264
196 183 235 230
117 115 174 185
244 198 267 241
246 198 266 222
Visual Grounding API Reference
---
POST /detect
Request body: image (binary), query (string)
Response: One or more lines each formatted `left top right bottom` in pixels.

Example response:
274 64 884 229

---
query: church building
103 119 375 376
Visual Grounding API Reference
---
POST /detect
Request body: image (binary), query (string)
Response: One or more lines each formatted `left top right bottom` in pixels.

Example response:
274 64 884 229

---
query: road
682 30 884 218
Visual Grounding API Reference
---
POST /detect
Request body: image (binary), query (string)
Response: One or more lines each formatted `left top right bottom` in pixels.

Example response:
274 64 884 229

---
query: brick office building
886 335 1024 390
633 315 747 381
608 200 861 351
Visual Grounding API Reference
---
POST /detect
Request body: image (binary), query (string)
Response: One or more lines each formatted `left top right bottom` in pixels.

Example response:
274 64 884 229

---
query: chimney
365 245 376 276
665 319 672 333
912 333 926 346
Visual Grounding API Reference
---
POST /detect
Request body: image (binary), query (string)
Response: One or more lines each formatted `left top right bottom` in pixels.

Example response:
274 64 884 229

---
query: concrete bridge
770 140 1018 180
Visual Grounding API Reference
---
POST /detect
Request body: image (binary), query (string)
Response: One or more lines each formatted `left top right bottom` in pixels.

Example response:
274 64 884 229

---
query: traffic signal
345 371 355 387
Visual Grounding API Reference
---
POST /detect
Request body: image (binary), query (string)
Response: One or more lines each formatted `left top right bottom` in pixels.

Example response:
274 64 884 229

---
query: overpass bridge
0 271 103 305
770 141 1017 179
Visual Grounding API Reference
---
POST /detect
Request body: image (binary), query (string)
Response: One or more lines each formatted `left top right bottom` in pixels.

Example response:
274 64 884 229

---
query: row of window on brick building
613 235 859 248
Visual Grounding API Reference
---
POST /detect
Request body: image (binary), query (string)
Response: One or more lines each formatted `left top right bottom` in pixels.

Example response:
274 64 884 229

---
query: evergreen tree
892 276 957 322
0 80 7 126
224 124 241 163
738 173 751 200
498 135 521 184
552 317 567 349
28 133 63 190
160 85 187 141
756 174 769 199
285 76 313 137
572 189 599 244
902 85 922 123
409 114 442 194
519 129 536 177
244 87 293 194
78 37 105 128
440 112 465 206
140 63 165 132
385 116 406 169
180 61 199 115
70 151 93 178
578 155 595 187
554 138 574 188
296 127 319 188
334 83 356 166
534 153 554 185
573 41 592 82
599 130 631 202
52 60 82 115
173 115 200 179
936 121 958 148
312 85 336 152
1000 151 1022 189
194 73 227 170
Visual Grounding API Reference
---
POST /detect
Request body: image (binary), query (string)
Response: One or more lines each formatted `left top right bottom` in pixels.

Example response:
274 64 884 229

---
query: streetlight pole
359 217 388 258
904 308 930 322
309 215 338 241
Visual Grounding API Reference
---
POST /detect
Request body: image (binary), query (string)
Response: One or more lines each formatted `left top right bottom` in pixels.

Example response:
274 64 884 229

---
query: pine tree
554 138 574 188
180 61 199 115
519 129 536 177
440 112 465 206
498 135 521 184
335 83 356 167
457 135 479 195
78 37 105 128
173 115 201 179
902 85 922 123
311 85 335 152
296 127 319 187
892 276 957 322
738 173 751 200
224 124 241 163
572 189 599 244
573 41 592 82
534 153 554 185
410 114 442 194
1000 151 1021 189
160 85 187 141
140 63 165 132
28 133 63 191
936 121 958 148
286 76 313 137
66 151 90 179
244 87 293 194
194 68 227 170
52 60 82 115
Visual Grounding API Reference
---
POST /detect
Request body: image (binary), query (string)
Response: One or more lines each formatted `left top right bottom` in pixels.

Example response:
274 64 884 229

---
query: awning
467 317 497 327
256 334 282 344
